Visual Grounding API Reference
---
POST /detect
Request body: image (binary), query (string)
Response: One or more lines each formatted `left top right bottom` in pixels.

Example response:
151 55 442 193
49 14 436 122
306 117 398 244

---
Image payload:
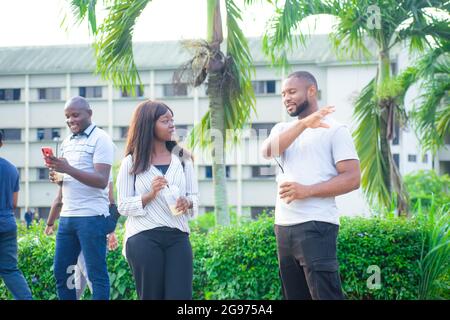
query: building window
392 121 400 145
37 207 51 220
444 134 450 145
175 125 189 141
408 154 417 162
120 127 129 139
1 128 21 141
38 88 61 100
391 62 398 76
252 80 276 94
37 128 60 141
204 206 214 213
37 168 50 181
250 207 274 220
205 165 231 179
252 165 276 178
79 86 102 98
37 168 49 180
250 123 276 138
0 88 21 101
121 86 144 98
393 153 400 169
163 83 188 97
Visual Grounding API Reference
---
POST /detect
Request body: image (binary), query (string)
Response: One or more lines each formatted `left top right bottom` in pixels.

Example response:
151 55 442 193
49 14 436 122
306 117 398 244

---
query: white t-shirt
60 123 115 217
270 116 359 226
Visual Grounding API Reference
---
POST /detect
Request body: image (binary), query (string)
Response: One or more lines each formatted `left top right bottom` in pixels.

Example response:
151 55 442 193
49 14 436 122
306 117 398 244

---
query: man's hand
175 196 191 214
301 106 335 129
107 232 118 251
44 224 55 235
279 182 313 204
45 157 71 174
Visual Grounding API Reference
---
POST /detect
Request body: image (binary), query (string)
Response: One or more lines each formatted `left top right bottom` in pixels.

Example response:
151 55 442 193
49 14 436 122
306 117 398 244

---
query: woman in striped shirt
116 100 198 300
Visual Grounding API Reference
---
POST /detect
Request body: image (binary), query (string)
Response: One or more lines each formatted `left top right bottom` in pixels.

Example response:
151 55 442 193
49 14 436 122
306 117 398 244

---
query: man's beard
288 99 309 117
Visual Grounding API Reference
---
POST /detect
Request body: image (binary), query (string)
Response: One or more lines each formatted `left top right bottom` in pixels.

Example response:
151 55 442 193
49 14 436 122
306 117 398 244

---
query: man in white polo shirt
44 96 114 300
261 71 360 300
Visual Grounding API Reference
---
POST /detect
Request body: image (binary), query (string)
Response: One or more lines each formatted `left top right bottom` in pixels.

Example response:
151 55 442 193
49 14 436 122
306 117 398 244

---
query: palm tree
68 0 258 225
395 39 449 155
262 0 449 216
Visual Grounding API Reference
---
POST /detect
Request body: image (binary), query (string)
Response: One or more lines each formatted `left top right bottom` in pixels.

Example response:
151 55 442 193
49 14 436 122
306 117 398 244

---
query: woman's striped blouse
116 154 199 257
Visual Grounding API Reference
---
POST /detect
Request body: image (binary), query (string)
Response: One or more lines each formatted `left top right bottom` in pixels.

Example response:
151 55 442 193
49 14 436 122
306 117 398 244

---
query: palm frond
407 44 450 153
70 0 99 34
262 0 333 68
93 0 152 93
353 78 391 208
414 76 450 153
173 40 210 88
188 110 212 150
223 0 256 146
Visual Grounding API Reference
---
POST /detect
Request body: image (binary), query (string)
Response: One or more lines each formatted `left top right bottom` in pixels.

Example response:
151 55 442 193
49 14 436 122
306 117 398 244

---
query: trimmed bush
1 215 426 300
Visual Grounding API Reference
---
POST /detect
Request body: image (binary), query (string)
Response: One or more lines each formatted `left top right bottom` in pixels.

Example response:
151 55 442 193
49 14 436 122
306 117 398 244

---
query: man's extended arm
261 106 335 159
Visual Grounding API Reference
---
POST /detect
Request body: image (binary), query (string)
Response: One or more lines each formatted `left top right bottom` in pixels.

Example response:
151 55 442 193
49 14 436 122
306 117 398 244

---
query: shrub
338 217 422 299
1 215 428 300
404 170 450 209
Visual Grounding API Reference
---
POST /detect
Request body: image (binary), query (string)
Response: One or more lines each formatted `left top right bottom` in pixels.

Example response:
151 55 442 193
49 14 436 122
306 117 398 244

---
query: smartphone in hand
41 147 54 163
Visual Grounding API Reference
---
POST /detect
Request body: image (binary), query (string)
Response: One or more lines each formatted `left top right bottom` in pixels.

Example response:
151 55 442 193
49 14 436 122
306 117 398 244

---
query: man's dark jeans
274 221 345 300
0 230 33 300
54 216 109 300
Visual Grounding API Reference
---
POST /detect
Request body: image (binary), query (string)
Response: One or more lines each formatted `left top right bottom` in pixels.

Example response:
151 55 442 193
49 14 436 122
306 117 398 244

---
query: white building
0 35 446 220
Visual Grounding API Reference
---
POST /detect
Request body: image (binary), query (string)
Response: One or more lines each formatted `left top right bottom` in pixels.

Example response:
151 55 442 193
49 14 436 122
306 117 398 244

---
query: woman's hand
175 196 192 214
142 176 167 206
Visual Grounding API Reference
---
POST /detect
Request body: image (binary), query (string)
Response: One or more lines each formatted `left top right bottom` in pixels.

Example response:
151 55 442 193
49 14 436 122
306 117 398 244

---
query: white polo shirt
59 123 114 217
270 116 359 226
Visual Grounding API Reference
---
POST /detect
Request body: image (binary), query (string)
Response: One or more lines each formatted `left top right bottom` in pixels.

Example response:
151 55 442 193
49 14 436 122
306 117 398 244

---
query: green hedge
1 215 425 300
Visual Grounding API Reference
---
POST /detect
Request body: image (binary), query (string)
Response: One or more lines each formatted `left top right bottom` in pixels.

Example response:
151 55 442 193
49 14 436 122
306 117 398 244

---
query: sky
0 0 336 47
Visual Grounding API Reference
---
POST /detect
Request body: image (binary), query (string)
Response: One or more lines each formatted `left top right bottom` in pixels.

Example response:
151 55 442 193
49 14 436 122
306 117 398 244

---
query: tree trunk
206 0 230 225
208 71 230 225
377 49 409 216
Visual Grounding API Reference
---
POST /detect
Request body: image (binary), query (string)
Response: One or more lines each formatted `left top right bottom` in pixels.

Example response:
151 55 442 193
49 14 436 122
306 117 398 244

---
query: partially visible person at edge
44 96 114 300
261 71 361 300
0 129 33 300
116 100 198 300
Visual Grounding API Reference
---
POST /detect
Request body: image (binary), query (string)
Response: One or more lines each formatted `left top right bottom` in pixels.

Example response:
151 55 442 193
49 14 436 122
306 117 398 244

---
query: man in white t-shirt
261 71 360 300
44 96 114 300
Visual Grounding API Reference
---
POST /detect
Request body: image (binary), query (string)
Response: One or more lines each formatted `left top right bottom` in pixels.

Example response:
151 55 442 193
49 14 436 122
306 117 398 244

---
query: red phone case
41 147 54 158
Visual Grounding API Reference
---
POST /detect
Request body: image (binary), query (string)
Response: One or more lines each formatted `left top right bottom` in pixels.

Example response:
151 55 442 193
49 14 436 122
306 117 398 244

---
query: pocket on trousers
310 258 339 272
311 221 335 237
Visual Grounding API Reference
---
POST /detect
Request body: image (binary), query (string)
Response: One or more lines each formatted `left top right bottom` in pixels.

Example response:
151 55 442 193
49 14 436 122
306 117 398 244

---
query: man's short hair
65 96 91 110
287 71 318 90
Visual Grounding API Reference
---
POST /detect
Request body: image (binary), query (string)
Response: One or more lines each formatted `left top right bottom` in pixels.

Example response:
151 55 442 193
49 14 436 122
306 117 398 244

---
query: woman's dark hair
0 129 3 143
125 100 191 175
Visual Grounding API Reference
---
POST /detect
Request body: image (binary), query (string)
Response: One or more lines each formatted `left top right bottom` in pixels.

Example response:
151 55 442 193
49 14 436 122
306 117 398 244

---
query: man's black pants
274 221 345 300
